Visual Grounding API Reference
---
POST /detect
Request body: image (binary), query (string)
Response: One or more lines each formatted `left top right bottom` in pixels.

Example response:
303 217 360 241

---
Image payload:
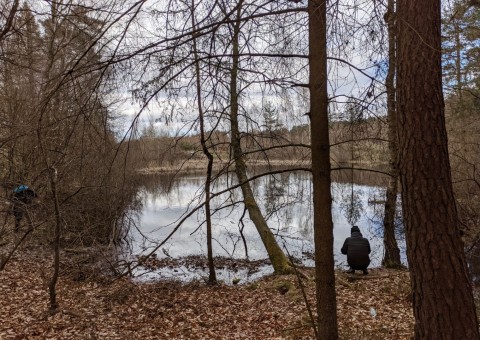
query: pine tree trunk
309 0 338 338
382 0 401 268
397 1 479 338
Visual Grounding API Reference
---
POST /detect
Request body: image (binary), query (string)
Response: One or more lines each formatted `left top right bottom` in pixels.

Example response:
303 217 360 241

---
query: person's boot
363 269 369 275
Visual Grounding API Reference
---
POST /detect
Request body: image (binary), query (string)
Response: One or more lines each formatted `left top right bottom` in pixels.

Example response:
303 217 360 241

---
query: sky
23 0 385 139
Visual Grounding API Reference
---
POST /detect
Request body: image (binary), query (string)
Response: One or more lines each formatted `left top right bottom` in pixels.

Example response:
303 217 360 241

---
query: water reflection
468 248 480 285
129 170 407 281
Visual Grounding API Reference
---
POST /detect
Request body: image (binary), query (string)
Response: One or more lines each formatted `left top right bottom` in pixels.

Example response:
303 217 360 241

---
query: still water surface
129 170 406 282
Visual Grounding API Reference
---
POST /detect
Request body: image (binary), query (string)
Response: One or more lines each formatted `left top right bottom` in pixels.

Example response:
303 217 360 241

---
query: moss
274 280 294 295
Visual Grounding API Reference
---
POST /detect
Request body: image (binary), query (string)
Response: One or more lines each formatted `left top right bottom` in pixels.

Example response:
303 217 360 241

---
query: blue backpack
13 185 29 193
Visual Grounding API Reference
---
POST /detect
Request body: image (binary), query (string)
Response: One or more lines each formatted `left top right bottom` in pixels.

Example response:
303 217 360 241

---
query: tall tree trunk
48 167 61 312
397 1 480 338
453 21 463 105
452 19 467 149
308 0 338 338
382 0 402 268
39 0 62 314
191 0 216 285
228 1 291 274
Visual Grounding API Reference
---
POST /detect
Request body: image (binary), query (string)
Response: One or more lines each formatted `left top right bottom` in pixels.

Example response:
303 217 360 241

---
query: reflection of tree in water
466 246 480 285
264 174 286 216
366 188 405 241
261 172 313 240
132 171 314 260
339 187 364 226
364 188 406 269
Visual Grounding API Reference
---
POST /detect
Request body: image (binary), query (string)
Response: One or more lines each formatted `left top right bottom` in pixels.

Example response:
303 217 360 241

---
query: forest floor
0 246 415 340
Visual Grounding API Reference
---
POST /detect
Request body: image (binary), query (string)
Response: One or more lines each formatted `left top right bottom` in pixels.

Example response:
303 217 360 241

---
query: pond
127 169 407 283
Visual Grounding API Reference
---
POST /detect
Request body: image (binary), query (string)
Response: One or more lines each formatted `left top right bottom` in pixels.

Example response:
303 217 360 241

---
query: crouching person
341 225 371 275
11 185 37 232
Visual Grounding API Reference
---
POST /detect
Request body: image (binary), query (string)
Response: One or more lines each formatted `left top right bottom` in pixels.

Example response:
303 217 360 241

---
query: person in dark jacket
11 184 37 232
341 225 371 274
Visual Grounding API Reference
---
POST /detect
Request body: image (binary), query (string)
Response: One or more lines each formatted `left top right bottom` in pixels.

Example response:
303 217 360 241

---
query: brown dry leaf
0 250 415 339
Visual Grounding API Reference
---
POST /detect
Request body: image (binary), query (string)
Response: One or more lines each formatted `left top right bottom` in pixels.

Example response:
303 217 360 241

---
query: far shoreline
137 159 312 174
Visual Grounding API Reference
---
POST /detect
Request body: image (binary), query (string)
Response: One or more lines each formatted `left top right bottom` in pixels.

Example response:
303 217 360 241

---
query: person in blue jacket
11 185 37 232
341 225 371 275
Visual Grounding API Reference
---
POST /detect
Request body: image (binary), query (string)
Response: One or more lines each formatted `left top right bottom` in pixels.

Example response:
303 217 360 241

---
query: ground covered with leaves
0 249 414 339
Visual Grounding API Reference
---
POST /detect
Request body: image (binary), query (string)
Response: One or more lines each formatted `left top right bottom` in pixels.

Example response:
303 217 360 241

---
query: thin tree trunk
397 1 479 338
308 0 338 338
0 0 19 42
191 0 216 284
40 1 62 314
454 22 463 105
382 0 402 268
48 167 61 312
228 0 291 274
452 20 467 148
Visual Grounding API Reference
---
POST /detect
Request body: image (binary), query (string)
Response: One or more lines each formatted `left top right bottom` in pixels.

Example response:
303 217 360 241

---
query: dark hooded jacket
13 186 37 205
11 185 37 221
341 230 371 269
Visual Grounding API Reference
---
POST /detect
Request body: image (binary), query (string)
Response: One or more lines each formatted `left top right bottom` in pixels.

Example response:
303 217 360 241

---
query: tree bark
191 0 216 285
228 0 291 274
397 1 480 338
308 0 338 338
382 0 402 268
48 167 61 313
0 0 19 42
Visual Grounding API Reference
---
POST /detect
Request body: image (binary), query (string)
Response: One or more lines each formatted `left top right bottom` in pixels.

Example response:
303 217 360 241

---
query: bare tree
191 0 216 284
0 0 142 307
222 0 291 274
123 0 312 274
0 0 19 42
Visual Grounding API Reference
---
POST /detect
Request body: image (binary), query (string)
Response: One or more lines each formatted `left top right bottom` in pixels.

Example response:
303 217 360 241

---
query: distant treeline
126 117 391 172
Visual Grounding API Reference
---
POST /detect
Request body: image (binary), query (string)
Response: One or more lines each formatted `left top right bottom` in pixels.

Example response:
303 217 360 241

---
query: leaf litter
0 248 415 339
